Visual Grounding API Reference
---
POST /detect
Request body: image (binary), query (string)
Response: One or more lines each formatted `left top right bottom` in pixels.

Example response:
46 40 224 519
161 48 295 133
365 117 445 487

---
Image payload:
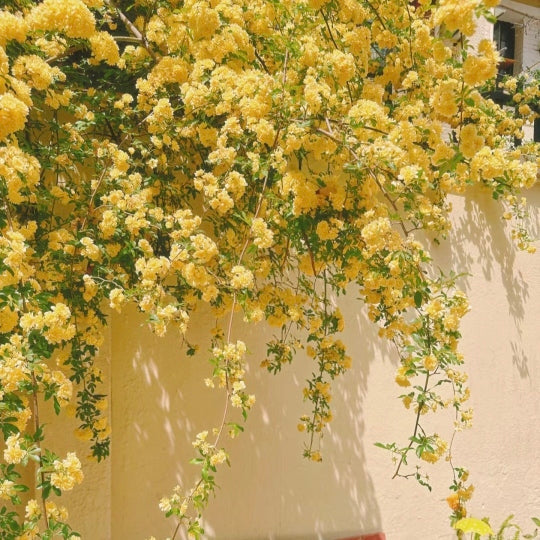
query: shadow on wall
422 188 540 534
110 288 392 539
432 186 539 380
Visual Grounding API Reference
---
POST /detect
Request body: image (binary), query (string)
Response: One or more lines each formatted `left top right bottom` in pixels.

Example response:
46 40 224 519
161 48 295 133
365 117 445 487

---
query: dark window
493 21 516 77
534 118 540 143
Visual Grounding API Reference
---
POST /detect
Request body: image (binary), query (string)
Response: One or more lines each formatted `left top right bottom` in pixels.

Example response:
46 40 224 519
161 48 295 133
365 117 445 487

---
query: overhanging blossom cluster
0 0 538 538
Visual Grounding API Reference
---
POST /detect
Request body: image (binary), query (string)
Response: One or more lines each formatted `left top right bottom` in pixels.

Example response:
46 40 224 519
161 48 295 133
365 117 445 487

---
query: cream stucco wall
55 185 540 540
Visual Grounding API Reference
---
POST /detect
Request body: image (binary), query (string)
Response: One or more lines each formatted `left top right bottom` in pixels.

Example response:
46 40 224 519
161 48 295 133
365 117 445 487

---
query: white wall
499 0 540 73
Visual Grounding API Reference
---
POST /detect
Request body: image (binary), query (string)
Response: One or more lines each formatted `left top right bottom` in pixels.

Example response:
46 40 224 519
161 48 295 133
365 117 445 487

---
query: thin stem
254 50 270 74
282 50 289 86
320 9 339 50
363 0 387 30
2 199 50 529
393 315 434 479
111 36 143 44
369 170 410 237
106 0 156 60
301 230 318 276
31 373 50 531
320 9 354 102
171 522 182 540
405 2 416 70
392 370 430 479
46 46 84 65
306 271 329 455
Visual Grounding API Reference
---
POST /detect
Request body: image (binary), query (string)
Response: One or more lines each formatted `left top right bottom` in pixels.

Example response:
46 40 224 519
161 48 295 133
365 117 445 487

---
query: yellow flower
187 1 220 40
316 220 338 240
209 449 227 467
4 434 27 464
74 427 93 441
0 11 28 47
251 218 274 249
109 289 126 312
230 265 254 289
423 354 438 371
459 124 484 159
89 31 120 65
0 94 29 140
28 0 96 39
191 234 218 263
50 452 84 491
0 306 18 333
395 366 411 387
329 50 355 85
80 237 102 262
463 41 498 86
421 451 439 463
12 55 56 91
434 0 478 36
446 492 460 511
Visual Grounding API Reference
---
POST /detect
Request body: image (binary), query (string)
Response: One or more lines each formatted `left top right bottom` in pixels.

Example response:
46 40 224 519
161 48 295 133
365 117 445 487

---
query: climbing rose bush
0 0 538 537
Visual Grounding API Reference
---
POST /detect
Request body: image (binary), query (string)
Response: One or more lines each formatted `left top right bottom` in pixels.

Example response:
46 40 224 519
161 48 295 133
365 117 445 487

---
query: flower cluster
50 452 84 492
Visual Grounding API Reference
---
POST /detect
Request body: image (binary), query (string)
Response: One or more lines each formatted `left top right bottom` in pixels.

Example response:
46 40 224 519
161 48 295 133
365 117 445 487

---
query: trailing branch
105 0 156 60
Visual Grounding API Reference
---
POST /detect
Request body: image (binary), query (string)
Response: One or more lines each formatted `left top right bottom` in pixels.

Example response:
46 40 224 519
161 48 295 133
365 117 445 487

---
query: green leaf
532 517 540 527
454 517 494 536
227 422 244 435
42 483 51 499
1 422 18 438
414 291 423 308
374 442 390 449
53 397 61 415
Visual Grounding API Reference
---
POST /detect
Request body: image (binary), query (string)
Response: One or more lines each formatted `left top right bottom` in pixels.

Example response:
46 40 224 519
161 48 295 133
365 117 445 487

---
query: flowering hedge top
0 0 538 537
